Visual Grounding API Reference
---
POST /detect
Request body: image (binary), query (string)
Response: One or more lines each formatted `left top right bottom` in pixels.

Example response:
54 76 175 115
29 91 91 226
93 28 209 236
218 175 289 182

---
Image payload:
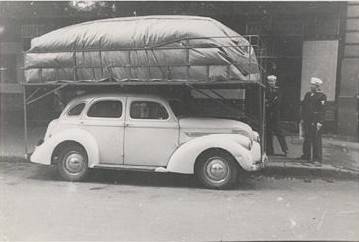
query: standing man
265 75 288 156
299 77 327 164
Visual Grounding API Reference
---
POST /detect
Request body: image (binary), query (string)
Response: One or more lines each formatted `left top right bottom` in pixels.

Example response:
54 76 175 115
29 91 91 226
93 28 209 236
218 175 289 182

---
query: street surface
1 161 359 241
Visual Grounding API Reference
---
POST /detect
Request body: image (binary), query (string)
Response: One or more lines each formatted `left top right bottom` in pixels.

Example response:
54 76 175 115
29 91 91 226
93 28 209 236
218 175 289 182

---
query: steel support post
259 84 266 156
23 85 28 159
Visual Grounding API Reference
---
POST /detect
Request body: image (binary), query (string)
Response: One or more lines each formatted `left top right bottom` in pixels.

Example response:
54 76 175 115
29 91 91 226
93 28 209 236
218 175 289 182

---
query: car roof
68 93 168 105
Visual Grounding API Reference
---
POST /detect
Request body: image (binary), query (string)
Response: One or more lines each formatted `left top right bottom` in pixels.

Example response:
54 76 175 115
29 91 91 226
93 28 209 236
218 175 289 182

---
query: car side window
87 100 122 118
130 101 169 120
67 103 85 116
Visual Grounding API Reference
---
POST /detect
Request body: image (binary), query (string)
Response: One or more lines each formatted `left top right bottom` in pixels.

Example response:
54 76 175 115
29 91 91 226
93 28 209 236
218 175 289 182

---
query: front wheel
57 145 88 181
195 150 238 189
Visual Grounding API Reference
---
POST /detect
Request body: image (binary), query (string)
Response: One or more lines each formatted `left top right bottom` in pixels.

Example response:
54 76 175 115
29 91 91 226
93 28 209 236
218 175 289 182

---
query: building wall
338 2 359 138
0 2 355 137
245 10 342 129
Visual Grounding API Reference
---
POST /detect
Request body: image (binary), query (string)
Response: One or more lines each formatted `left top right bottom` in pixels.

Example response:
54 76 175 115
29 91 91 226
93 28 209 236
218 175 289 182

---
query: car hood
179 117 253 139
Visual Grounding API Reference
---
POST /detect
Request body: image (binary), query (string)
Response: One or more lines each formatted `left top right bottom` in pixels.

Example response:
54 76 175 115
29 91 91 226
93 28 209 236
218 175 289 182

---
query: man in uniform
265 75 288 156
299 77 327 164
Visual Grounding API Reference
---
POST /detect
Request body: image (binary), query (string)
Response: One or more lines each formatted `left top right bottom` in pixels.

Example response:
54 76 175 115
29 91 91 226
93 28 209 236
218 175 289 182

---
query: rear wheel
195 150 238 189
57 145 88 181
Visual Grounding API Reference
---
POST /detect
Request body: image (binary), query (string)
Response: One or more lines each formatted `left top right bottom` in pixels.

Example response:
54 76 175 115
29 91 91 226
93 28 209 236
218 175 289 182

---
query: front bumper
248 159 265 171
237 141 265 171
253 153 267 170
250 141 264 170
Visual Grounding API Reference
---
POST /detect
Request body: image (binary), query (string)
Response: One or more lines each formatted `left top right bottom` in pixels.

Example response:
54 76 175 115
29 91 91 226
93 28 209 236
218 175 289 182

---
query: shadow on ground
28 165 262 190
2 159 356 191
22 162 357 190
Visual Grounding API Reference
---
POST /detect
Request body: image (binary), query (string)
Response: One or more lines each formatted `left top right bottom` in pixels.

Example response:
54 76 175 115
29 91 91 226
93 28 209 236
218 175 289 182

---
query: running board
93 164 169 173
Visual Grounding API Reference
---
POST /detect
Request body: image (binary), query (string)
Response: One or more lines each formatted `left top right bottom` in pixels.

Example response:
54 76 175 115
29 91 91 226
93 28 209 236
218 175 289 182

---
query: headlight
248 139 253 150
252 131 260 143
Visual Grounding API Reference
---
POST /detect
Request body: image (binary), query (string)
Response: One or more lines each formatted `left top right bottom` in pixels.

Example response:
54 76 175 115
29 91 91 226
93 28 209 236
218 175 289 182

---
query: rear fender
166 134 253 174
30 128 99 167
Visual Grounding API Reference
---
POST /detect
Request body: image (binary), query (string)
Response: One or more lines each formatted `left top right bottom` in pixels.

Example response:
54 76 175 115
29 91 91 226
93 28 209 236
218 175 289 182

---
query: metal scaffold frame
21 34 267 160
24 35 264 83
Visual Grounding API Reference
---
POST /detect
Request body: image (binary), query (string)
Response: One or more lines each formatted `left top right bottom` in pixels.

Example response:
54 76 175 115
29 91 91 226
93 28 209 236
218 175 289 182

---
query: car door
124 97 179 167
81 97 125 165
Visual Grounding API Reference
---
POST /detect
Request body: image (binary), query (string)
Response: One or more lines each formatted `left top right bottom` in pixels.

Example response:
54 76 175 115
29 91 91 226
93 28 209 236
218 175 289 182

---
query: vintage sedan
31 93 264 189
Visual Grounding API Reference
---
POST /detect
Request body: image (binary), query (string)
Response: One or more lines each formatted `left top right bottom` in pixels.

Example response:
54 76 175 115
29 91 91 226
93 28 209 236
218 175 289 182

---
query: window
67 103 85 116
87 100 122 118
130 101 169 120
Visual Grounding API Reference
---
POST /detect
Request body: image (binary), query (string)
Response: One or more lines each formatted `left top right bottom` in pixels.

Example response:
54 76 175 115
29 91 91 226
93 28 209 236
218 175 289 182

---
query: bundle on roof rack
24 15 260 84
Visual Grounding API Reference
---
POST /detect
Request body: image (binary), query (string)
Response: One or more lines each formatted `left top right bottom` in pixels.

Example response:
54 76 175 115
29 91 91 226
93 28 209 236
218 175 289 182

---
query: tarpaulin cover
25 15 260 84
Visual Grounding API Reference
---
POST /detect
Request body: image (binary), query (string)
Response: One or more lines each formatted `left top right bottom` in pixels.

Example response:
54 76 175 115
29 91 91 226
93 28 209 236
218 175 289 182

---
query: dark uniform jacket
301 91 327 124
266 87 281 125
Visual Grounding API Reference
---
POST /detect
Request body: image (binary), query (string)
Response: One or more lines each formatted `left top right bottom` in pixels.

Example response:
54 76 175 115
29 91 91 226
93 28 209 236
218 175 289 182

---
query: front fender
166 134 259 174
30 128 100 167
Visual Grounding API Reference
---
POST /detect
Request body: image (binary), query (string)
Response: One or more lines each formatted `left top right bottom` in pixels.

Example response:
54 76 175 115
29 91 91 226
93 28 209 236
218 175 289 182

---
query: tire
57 144 88 181
195 150 238 189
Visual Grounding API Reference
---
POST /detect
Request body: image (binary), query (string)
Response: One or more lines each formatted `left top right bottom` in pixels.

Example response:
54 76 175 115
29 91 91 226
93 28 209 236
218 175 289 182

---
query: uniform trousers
266 121 288 155
302 121 322 162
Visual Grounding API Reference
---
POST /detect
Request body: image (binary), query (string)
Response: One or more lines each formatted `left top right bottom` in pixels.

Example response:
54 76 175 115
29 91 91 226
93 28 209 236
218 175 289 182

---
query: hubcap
205 158 229 183
64 152 85 174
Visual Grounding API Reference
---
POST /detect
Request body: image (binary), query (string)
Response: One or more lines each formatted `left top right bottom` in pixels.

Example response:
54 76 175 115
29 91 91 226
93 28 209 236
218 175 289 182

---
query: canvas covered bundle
24 15 260 84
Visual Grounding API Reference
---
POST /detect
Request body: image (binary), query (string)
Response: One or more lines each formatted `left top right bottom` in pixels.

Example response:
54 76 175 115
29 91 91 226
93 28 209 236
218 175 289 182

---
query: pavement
1 161 359 241
265 135 359 178
1 122 358 179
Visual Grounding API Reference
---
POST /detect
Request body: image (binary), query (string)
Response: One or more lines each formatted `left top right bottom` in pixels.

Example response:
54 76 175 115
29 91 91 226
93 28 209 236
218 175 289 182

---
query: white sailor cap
267 75 277 81
310 77 323 86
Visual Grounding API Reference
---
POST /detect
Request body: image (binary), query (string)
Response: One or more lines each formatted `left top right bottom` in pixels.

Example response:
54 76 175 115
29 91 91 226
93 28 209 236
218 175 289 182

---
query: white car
31 93 264 189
